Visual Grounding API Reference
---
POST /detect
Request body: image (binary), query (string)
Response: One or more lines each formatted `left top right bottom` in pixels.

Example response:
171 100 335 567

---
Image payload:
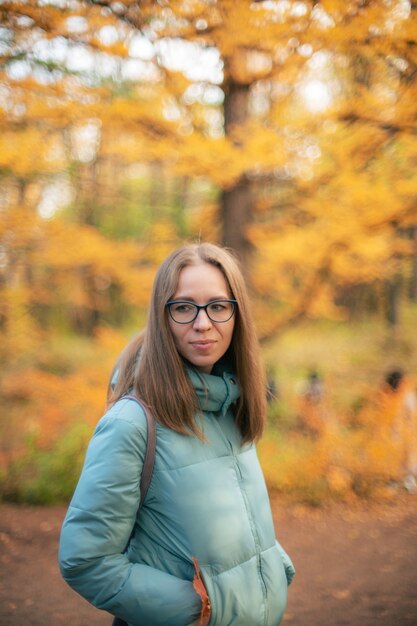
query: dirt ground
1 495 417 626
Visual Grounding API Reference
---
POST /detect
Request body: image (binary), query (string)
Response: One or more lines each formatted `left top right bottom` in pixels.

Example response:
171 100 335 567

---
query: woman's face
167 262 235 374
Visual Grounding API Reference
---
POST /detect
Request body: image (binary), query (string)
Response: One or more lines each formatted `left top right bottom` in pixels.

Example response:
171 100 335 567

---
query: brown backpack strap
123 395 156 509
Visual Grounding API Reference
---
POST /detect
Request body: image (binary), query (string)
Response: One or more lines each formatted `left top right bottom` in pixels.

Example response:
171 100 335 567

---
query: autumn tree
2 0 417 335
2 0 417 504
83 0 417 315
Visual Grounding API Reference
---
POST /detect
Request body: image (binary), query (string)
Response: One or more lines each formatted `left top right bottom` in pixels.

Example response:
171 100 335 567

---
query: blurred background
1 0 417 506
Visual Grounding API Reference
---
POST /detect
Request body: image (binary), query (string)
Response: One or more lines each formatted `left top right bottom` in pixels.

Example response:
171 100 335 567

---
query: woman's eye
211 303 226 311
174 303 193 312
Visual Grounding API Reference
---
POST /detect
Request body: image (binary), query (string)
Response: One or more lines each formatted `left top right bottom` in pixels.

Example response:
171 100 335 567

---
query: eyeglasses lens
169 301 234 323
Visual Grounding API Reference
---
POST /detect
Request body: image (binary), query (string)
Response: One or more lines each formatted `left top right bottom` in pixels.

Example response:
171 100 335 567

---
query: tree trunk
409 226 417 301
172 176 189 237
385 272 401 328
149 161 165 216
220 77 252 271
79 159 99 226
221 177 252 268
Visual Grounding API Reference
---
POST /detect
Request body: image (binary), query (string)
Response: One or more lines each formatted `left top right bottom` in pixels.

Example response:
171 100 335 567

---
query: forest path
1 495 416 625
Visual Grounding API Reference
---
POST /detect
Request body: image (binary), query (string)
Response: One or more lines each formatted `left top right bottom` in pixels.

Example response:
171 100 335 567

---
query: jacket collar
187 363 240 416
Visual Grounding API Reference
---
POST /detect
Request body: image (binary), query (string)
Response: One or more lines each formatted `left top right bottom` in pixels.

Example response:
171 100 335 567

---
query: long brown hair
108 243 267 443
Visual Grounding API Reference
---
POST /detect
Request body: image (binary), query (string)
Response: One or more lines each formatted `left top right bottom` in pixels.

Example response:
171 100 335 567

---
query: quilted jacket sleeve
58 399 201 626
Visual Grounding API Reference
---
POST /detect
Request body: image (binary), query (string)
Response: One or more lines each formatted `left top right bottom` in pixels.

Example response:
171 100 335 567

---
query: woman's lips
190 340 215 350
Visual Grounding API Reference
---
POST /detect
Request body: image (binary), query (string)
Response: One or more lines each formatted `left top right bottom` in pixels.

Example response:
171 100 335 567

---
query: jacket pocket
275 540 295 586
192 557 211 626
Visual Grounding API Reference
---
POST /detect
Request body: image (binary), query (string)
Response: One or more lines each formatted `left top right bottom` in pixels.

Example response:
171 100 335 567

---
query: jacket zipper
212 416 269 625
226 438 269 626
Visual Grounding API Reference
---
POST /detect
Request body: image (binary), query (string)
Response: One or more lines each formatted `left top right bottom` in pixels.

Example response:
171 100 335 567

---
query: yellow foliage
260 371 417 504
173 134 245 188
0 129 66 176
90 40 130 58
1 0 417 503
188 203 221 243
143 221 180 266
0 326 126 456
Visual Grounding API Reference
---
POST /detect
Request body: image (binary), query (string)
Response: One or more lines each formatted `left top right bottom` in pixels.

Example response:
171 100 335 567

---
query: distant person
304 370 324 403
59 242 295 626
296 370 326 438
382 368 417 491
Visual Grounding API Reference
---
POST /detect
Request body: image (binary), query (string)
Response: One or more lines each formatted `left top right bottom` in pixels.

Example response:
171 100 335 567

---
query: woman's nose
192 308 212 330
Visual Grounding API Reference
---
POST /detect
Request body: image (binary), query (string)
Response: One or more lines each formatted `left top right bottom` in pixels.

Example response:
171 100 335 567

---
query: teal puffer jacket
59 366 295 626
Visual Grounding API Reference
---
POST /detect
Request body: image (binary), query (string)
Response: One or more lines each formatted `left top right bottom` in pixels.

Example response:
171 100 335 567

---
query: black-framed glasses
166 299 237 324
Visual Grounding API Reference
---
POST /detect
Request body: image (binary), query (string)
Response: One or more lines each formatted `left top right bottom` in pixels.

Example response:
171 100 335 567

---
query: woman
59 242 295 626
